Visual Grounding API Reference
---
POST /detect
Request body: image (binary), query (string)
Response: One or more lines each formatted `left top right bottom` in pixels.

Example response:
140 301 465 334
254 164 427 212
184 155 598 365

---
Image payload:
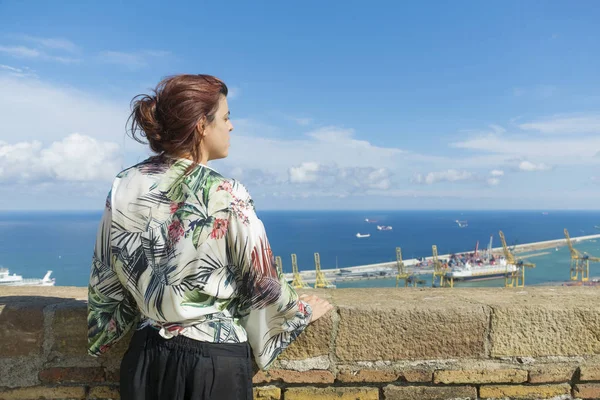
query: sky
1 1 600 210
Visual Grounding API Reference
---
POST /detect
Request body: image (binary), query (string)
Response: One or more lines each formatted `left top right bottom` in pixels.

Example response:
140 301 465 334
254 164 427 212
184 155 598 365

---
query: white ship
377 225 392 231
445 236 516 281
445 258 517 281
0 268 55 286
356 233 371 238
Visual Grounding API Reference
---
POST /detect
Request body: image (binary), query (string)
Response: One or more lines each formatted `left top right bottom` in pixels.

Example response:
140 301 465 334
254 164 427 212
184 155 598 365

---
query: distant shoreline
284 233 600 284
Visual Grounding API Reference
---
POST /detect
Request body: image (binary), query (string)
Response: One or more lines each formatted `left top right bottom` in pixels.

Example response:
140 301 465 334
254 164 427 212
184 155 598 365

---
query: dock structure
564 228 600 282
290 254 311 289
282 233 600 287
395 247 414 287
499 231 535 288
313 252 336 289
431 245 452 288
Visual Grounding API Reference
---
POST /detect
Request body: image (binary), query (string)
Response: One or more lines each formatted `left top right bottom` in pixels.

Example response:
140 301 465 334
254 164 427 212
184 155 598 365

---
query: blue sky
1 1 600 210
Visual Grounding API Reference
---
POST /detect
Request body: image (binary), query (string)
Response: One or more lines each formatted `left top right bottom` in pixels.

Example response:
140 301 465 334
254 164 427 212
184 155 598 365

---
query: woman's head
128 74 233 164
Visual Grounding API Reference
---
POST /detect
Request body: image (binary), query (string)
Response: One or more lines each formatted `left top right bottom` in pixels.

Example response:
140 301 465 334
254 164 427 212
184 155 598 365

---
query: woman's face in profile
203 95 233 161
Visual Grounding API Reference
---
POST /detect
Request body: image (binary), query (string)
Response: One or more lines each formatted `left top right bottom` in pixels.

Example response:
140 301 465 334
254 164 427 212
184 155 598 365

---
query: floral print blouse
87 156 312 370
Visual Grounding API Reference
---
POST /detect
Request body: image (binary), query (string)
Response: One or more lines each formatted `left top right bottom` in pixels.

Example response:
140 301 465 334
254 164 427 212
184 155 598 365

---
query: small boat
455 220 468 228
377 225 392 231
356 233 371 238
364 218 378 223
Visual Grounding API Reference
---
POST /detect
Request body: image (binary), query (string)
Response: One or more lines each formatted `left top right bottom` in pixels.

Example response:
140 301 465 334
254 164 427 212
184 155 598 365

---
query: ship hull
446 264 517 281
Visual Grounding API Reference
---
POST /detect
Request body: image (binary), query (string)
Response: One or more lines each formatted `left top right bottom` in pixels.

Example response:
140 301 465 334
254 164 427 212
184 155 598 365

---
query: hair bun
129 94 163 150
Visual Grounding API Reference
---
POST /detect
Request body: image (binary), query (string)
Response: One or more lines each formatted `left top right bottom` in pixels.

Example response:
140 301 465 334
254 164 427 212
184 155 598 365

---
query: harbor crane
499 231 535 287
395 247 420 287
432 245 452 288
314 253 336 289
290 254 311 289
564 228 600 282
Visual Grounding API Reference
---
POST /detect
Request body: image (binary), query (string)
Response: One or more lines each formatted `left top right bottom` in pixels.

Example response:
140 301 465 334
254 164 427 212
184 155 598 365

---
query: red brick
384 385 477 400
399 369 433 383
253 369 334 384
337 369 399 383
88 385 120 399
0 385 86 399
574 383 600 399
528 365 575 383
480 384 570 399
39 367 105 384
285 387 378 400
434 368 527 384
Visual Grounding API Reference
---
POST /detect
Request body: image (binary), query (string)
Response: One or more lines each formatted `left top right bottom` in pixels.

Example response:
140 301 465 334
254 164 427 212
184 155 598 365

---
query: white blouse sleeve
226 181 312 370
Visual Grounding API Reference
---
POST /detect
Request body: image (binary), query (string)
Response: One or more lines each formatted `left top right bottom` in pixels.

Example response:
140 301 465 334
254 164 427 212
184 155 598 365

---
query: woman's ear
196 116 207 137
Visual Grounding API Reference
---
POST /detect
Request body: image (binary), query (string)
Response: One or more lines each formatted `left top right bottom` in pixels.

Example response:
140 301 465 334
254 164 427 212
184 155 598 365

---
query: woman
87 74 333 400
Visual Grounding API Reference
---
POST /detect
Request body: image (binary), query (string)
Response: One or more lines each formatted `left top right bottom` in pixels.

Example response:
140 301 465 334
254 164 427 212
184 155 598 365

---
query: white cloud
451 134 600 164
489 124 506 134
490 169 504 177
0 45 40 58
518 160 551 172
0 64 23 73
0 45 80 64
221 125 404 175
0 74 136 147
286 162 392 191
289 162 321 183
519 114 600 134
227 167 281 186
98 50 170 69
487 177 500 186
0 64 37 78
17 35 79 53
0 134 121 182
413 169 474 185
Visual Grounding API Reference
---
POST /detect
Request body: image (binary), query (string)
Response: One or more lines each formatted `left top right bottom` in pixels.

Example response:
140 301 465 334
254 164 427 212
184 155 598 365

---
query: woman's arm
87 194 138 356
226 181 313 370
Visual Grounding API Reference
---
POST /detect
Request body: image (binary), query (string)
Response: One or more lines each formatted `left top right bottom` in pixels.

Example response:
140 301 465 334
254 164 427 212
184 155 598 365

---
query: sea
1 210 600 288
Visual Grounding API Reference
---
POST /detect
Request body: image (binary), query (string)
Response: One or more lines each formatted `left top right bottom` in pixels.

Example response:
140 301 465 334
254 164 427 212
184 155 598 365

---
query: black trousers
120 327 253 400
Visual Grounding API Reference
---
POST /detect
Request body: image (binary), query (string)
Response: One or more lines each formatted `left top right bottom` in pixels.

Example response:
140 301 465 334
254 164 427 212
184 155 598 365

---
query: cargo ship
445 258 517 281
444 236 517 281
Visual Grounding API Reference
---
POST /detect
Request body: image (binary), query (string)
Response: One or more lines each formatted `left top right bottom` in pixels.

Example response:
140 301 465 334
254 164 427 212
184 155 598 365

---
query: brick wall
1 286 600 399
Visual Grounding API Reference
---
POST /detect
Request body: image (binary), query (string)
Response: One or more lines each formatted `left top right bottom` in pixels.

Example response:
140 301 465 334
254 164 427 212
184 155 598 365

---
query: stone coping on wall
2 286 600 399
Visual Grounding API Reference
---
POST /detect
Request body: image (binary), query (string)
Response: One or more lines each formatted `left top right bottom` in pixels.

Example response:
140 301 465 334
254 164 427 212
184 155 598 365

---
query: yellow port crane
313 252 336 289
431 245 452 288
499 231 535 287
564 228 600 281
290 254 311 289
395 247 413 287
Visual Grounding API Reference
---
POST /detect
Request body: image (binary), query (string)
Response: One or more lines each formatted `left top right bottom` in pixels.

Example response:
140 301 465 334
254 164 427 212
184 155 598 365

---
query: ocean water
1 210 600 288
